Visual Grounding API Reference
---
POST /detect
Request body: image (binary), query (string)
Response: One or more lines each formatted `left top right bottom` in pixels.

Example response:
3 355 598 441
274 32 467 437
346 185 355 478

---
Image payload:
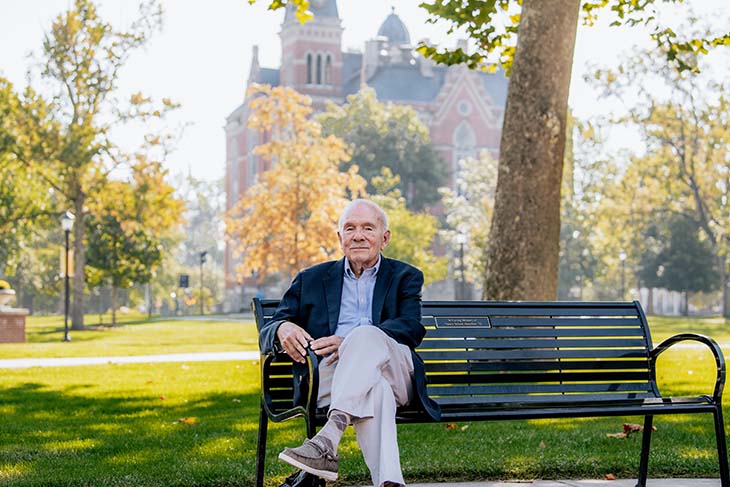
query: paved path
0 351 258 368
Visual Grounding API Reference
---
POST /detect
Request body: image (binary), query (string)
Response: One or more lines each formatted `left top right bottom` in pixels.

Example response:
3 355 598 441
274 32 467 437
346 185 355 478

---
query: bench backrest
253 299 658 414
419 301 657 412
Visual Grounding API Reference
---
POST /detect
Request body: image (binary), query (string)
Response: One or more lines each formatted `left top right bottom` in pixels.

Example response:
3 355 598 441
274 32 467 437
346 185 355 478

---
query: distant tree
85 213 162 325
558 115 602 301
318 87 448 210
176 175 225 268
440 151 498 294
638 215 719 315
370 168 447 285
226 85 366 280
85 158 184 323
0 79 55 274
590 37 730 315
7 0 176 328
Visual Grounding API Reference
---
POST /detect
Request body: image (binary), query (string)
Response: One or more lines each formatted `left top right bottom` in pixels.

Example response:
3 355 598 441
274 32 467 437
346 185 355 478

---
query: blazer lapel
323 258 344 334
372 256 394 325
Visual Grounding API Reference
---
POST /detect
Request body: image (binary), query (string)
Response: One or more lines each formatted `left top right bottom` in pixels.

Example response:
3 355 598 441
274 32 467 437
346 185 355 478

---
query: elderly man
258 199 440 487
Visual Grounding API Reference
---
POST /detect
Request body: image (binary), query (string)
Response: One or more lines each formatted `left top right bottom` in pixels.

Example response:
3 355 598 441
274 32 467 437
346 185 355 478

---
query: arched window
324 54 332 85
453 121 476 160
306 54 313 84
453 121 476 192
316 54 322 84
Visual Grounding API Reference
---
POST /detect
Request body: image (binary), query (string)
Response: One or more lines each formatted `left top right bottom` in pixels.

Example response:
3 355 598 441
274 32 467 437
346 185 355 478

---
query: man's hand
310 335 344 365
276 321 312 364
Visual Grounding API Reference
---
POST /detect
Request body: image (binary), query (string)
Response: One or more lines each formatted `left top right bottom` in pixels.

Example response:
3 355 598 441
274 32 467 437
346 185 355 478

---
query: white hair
338 199 389 233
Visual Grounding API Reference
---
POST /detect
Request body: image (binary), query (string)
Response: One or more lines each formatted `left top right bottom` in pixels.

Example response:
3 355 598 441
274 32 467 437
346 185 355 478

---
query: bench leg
635 415 653 487
714 406 730 487
255 402 268 487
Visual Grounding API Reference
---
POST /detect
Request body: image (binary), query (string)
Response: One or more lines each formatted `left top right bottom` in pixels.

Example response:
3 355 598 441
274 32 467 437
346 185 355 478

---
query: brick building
224 1 508 310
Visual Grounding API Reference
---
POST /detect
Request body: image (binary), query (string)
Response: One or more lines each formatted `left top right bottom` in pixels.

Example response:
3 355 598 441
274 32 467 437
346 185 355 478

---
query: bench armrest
260 348 320 423
650 333 726 402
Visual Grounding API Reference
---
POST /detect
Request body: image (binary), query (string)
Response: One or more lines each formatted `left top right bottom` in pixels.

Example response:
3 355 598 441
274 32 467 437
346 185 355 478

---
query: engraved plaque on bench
434 316 491 327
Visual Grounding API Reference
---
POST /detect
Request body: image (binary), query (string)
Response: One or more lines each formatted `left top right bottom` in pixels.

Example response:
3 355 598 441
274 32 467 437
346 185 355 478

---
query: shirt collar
344 254 381 279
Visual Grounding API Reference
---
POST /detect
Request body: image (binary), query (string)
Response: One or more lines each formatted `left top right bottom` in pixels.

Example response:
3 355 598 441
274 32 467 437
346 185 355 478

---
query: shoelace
307 438 338 461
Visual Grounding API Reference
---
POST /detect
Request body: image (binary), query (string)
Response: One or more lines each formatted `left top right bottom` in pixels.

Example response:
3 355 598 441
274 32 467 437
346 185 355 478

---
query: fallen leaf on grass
609 423 657 438
175 417 198 426
605 473 616 480
159 395 166 401
539 441 547 449
624 423 656 434
445 423 458 430
232 398 241 403
146 380 155 385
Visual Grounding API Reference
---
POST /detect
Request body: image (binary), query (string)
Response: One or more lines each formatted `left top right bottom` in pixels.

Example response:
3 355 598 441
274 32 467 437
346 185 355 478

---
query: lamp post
619 249 627 300
199 251 208 316
455 233 467 300
61 211 75 342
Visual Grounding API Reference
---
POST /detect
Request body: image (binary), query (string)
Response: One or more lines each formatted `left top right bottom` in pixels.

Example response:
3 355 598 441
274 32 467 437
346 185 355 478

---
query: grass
0 313 728 486
0 314 260 359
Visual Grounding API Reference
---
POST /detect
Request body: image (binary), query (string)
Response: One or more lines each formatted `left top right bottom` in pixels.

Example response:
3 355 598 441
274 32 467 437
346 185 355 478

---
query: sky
0 0 728 182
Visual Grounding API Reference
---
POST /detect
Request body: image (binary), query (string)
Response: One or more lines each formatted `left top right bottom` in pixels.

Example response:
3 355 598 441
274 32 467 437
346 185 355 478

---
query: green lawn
0 314 259 359
0 313 728 486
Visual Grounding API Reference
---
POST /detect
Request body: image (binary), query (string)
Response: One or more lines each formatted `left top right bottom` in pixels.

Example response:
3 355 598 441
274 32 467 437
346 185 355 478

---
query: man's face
338 203 390 270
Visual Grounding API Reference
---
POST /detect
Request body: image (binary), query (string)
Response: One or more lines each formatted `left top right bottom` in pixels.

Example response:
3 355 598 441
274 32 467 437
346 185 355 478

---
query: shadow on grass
1 381 726 487
0 381 270 486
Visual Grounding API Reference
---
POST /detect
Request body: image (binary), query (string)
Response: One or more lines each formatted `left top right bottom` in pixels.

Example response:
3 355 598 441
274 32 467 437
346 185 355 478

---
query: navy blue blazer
259 256 441 421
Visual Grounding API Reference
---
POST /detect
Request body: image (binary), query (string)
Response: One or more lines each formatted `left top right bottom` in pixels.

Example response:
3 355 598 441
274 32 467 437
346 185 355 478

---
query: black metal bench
253 298 729 487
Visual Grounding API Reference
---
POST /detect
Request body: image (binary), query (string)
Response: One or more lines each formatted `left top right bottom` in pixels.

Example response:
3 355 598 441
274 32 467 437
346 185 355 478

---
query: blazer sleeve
377 267 425 349
258 271 303 355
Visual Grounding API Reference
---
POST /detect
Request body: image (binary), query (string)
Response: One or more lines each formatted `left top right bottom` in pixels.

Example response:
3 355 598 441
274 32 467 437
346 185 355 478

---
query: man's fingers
325 351 339 365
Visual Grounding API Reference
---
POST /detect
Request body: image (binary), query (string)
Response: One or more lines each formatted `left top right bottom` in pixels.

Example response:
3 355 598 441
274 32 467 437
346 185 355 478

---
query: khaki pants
317 325 414 487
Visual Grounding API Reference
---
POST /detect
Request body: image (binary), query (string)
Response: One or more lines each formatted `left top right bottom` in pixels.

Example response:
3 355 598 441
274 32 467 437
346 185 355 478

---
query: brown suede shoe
278 437 339 481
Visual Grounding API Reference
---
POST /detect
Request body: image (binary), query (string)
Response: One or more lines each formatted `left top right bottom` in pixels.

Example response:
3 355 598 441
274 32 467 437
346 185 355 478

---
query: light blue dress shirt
334 255 381 338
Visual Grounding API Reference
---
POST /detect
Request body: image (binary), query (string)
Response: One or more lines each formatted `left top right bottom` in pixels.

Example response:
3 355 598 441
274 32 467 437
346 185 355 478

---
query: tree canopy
370 168 447 284
6 0 179 327
318 87 448 210
226 84 366 280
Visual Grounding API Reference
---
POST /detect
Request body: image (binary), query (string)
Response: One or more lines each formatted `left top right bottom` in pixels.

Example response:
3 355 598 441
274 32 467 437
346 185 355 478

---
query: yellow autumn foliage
226 85 366 280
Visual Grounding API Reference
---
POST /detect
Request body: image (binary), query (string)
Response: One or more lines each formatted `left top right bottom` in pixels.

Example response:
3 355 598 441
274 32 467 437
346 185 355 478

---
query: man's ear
381 229 391 249
337 231 344 251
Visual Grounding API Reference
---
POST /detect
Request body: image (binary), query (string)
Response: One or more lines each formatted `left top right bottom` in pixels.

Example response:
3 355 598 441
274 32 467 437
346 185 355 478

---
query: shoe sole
278 451 338 481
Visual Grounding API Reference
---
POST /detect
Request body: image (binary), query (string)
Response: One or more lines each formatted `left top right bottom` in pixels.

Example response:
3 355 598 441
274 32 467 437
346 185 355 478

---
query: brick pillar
0 309 28 343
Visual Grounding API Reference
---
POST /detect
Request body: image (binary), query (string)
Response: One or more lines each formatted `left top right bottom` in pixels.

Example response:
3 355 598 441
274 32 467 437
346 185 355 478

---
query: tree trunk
71 197 85 330
647 287 654 315
111 285 117 326
721 258 729 319
484 0 581 300
683 291 689 317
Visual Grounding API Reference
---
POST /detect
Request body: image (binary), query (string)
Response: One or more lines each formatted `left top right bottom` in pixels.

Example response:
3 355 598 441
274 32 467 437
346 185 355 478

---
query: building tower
279 0 343 106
